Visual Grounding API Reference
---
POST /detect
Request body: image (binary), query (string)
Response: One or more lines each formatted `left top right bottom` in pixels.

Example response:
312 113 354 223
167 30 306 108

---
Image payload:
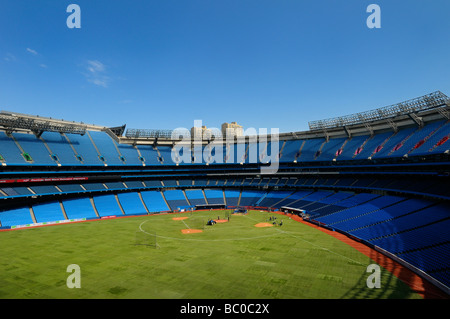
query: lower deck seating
32 201 65 223
93 194 123 217
204 189 225 205
62 197 98 219
140 191 170 212
117 192 147 215
163 190 189 210
224 190 241 206
238 190 266 206
184 189 206 206
0 207 33 227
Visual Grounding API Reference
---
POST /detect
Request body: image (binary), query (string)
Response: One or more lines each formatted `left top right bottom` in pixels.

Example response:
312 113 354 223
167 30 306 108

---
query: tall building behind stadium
0 91 449 295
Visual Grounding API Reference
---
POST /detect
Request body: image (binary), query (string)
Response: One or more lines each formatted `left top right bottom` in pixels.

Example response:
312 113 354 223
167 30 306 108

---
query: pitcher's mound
214 219 228 223
173 217 189 221
255 222 274 228
181 229 203 234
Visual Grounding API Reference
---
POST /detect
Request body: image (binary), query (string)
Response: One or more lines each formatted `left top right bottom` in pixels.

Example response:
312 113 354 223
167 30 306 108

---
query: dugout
280 206 309 219
195 204 226 210
233 207 248 214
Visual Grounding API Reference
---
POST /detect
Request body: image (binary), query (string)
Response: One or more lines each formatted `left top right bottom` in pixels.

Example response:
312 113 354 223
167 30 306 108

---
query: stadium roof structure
308 91 450 131
120 91 450 146
0 111 91 137
1 90 449 146
125 128 175 139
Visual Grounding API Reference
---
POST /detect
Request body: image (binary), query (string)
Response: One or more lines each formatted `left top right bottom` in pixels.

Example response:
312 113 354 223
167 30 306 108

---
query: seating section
204 189 225 205
41 132 83 165
135 145 160 165
117 192 147 215
238 190 265 206
410 121 450 156
224 190 241 206
371 127 417 158
185 189 207 206
163 190 189 210
93 194 123 217
353 131 394 159
157 146 174 164
65 133 104 165
0 119 448 166
297 138 326 162
140 191 170 213
0 131 29 164
336 135 370 160
12 133 57 165
0 206 33 227
88 131 124 165
32 201 65 223
257 190 293 207
279 140 303 162
115 143 142 165
0 172 449 201
62 197 98 219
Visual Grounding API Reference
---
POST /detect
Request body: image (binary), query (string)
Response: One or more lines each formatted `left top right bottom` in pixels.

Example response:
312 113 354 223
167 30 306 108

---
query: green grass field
0 210 422 299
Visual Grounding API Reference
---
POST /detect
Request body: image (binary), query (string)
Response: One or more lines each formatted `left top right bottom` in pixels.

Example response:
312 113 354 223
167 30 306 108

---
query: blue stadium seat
297 138 326 162
335 135 370 160
157 146 176 165
88 131 124 165
204 189 225 205
389 121 446 157
124 181 145 189
32 201 65 223
0 131 28 164
224 190 241 206
1 187 34 197
117 192 148 215
115 143 143 165
0 206 33 227
65 132 104 165
353 131 393 159
41 132 81 165
371 127 417 158
279 140 303 162
184 189 207 206
140 191 170 212
239 190 265 206
144 180 163 188
62 197 98 219
275 190 314 208
409 121 450 156
286 190 334 209
257 190 292 207
29 185 60 195
316 137 347 161
163 189 189 210
82 183 107 191
135 145 160 165
12 133 58 165
93 194 123 217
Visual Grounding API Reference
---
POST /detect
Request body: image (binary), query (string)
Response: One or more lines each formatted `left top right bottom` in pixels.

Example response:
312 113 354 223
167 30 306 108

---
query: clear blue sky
1 0 449 133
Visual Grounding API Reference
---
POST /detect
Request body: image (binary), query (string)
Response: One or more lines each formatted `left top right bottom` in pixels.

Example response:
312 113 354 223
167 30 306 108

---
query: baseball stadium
0 91 449 300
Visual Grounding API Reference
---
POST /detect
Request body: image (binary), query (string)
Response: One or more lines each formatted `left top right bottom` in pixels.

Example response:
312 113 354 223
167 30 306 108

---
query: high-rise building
221 122 243 138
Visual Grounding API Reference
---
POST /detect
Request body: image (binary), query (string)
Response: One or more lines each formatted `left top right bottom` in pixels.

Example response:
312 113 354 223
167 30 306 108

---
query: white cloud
87 60 105 73
84 60 110 88
26 48 38 55
4 53 16 62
